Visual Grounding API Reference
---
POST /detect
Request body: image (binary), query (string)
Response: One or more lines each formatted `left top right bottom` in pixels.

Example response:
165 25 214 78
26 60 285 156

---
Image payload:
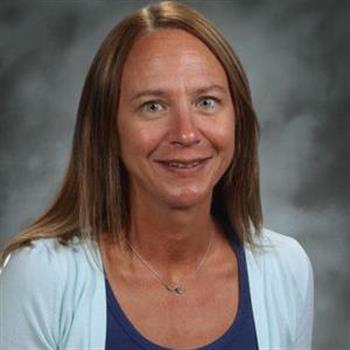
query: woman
0 1 314 349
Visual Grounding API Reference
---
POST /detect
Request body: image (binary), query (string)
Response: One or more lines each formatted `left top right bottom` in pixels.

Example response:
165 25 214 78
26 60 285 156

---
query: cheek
224 123 235 154
211 117 235 156
221 134 235 169
212 119 236 176
119 121 164 158
215 128 235 182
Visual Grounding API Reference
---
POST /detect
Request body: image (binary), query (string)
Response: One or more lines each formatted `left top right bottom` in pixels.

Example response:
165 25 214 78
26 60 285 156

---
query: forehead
120 29 229 94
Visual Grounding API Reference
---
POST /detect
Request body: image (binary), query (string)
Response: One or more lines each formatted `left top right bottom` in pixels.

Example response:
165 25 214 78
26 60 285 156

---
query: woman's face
117 29 235 210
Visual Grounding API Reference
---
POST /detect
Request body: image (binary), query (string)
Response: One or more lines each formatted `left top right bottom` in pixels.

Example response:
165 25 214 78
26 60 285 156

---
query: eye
197 97 220 110
142 101 164 113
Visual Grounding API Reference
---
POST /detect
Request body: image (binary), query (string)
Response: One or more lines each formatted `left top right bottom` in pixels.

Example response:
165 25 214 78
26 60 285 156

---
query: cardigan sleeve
259 229 315 349
293 242 314 348
272 231 314 348
0 240 61 349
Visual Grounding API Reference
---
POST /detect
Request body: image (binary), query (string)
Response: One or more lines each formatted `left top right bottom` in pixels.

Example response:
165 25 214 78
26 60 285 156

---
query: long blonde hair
0 0 262 267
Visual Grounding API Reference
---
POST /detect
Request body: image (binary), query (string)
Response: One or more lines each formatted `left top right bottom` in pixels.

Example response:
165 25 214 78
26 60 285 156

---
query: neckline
104 229 250 350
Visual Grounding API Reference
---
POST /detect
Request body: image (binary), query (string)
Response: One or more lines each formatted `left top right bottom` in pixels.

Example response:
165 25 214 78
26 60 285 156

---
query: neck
126 196 218 282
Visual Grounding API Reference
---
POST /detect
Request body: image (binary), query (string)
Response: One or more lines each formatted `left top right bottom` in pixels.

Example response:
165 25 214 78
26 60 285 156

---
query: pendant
165 284 186 295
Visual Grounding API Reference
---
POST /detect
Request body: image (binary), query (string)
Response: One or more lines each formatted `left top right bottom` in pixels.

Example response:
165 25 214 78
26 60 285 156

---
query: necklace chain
126 232 214 295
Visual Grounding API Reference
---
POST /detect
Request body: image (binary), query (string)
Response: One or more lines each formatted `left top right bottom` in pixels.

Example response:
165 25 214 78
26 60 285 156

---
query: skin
118 32 235 213
101 29 239 348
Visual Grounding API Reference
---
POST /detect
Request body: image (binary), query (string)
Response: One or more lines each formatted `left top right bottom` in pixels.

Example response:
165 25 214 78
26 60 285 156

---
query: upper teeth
167 161 200 168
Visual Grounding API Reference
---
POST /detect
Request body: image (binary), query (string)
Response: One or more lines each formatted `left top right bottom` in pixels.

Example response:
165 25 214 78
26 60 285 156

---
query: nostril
170 132 201 146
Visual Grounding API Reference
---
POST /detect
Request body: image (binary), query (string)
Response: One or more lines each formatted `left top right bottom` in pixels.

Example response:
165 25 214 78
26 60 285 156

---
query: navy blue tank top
104 224 259 349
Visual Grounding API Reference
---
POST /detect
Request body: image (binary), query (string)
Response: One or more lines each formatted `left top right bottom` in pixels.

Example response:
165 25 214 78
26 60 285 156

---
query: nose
169 107 200 147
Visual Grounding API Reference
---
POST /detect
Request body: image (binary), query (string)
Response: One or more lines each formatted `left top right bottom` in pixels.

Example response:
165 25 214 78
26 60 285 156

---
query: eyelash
140 96 221 113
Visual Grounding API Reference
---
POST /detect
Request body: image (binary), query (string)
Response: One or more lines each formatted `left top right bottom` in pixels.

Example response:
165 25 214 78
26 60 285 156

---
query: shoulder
0 238 71 347
2 235 102 272
0 236 103 299
1 238 65 284
246 228 313 299
257 228 311 264
2 237 82 277
0 237 106 348
245 229 314 346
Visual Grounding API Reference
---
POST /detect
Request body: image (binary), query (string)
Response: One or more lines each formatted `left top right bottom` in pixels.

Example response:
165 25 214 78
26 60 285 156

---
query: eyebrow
129 84 227 102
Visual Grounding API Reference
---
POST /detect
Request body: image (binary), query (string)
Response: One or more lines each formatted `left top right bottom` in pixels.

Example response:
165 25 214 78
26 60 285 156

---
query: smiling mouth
162 161 201 168
155 158 211 169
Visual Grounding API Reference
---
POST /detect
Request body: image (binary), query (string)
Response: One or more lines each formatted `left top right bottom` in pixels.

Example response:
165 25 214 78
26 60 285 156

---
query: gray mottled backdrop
1 0 349 348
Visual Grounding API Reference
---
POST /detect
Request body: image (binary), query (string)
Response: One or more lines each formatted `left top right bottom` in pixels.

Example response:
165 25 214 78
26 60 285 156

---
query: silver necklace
126 233 214 296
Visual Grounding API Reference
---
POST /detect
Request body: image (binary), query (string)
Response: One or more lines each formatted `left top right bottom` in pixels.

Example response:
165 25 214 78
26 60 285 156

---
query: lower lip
155 159 210 177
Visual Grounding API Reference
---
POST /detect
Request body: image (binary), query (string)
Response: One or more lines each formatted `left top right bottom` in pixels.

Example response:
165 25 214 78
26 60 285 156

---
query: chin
161 188 212 210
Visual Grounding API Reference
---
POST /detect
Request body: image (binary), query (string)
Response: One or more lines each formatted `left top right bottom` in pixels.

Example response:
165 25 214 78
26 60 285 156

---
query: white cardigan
0 228 314 349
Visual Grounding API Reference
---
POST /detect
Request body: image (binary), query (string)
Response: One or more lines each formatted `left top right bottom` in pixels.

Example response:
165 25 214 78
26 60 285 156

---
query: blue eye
197 97 219 109
143 101 164 113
